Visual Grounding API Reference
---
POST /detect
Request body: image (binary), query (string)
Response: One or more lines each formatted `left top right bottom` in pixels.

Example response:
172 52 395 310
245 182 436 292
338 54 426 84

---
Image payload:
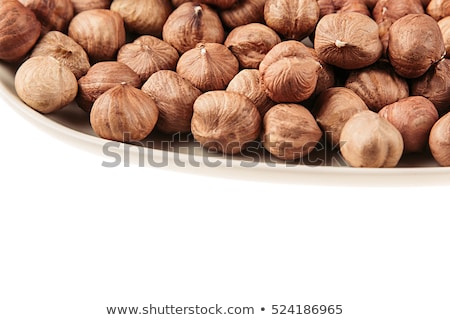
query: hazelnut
110 0 172 37
162 3 224 54
30 31 90 79
429 111 450 166
224 23 281 69
314 87 369 147
379 96 439 153
410 58 450 116
339 111 404 168
220 0 266 29
15 56 78 114
70 0 111 14
262 104 322 161
226 69 275 117
345 60 410 112
141 70 202 134
0 0 41 63
259 40 321 103
314 12 383 70
317 0 370 19
117 35 179 84
388 13 445 79
438 16 450 58
264 0 320 41
426 0 450 21
19 0 74 35
170 0 238 9
68 9 126 63
77 61 141 112
307 48 335 98
176 43 239 92
372 0 424 54
191 91 261 154
90 84 159 142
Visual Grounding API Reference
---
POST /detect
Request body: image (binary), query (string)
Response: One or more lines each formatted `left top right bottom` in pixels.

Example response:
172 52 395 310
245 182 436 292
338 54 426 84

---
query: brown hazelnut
339 110 404 168
220 0 266 29
171 0 238 9
90 84 159 142
317 0 370 19
226 69 275 117
70 0 111 14
0 0 41 63
77 61 141 112
30 31 90 79
176 43 239 92
162 2 224 54
373 0 424 54
264 0 320 41
141 70 202 134
438 16 450 58
117 35 179 84
15 56 78 114
426 0 450 20
388 13 445 79
429 111 450 166
224 23 281 69
259 40 321 103
307 48 335 98
19 0 74 35
110 0 172 37
191 91 261 154
68 9 126 63
314 87 369 147
379 96 439 153
262 103 322 161
410 59 450 116
345 60 410 112
314 12 383 70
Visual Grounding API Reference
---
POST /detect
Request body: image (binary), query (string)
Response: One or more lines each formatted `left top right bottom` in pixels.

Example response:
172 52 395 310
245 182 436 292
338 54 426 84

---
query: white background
1 96 449 320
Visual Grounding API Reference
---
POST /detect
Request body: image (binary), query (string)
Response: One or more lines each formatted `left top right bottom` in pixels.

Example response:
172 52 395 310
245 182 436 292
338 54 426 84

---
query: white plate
1 61 450 186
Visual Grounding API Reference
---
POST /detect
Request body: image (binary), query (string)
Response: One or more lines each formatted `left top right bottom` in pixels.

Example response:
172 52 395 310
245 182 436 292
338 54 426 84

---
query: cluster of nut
1 0 450 168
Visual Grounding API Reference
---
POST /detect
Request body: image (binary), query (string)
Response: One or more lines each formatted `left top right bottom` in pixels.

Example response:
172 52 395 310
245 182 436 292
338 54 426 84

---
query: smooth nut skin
379 96 439 154
317 0 370 18
191 91 261 155
314 87 369 147
70 0 111 14
226 69 275 117
15 56 78 114
429 111 450 166
19 0 74 35
438 17 450 58
388 14 446 79
373 0 424 54
30 31 90 79
90 84 159 142
110 0 172 37
162 3 224 54
77 61 141 112
264 0 320 41
427 0 450 21
339 111 404 168
259 41 321 103
68 9 126 63
0 0 41 63
410 58 450 116
220 0 266 29
176 43 239 92
314 12 383 70
262 104 322 161
224 23 281 69
345 61 410 112
117 35 179 84
142 70 202 134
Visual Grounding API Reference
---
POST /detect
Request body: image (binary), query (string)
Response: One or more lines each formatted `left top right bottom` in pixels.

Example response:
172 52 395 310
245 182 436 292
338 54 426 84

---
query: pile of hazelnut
1 0 450 168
